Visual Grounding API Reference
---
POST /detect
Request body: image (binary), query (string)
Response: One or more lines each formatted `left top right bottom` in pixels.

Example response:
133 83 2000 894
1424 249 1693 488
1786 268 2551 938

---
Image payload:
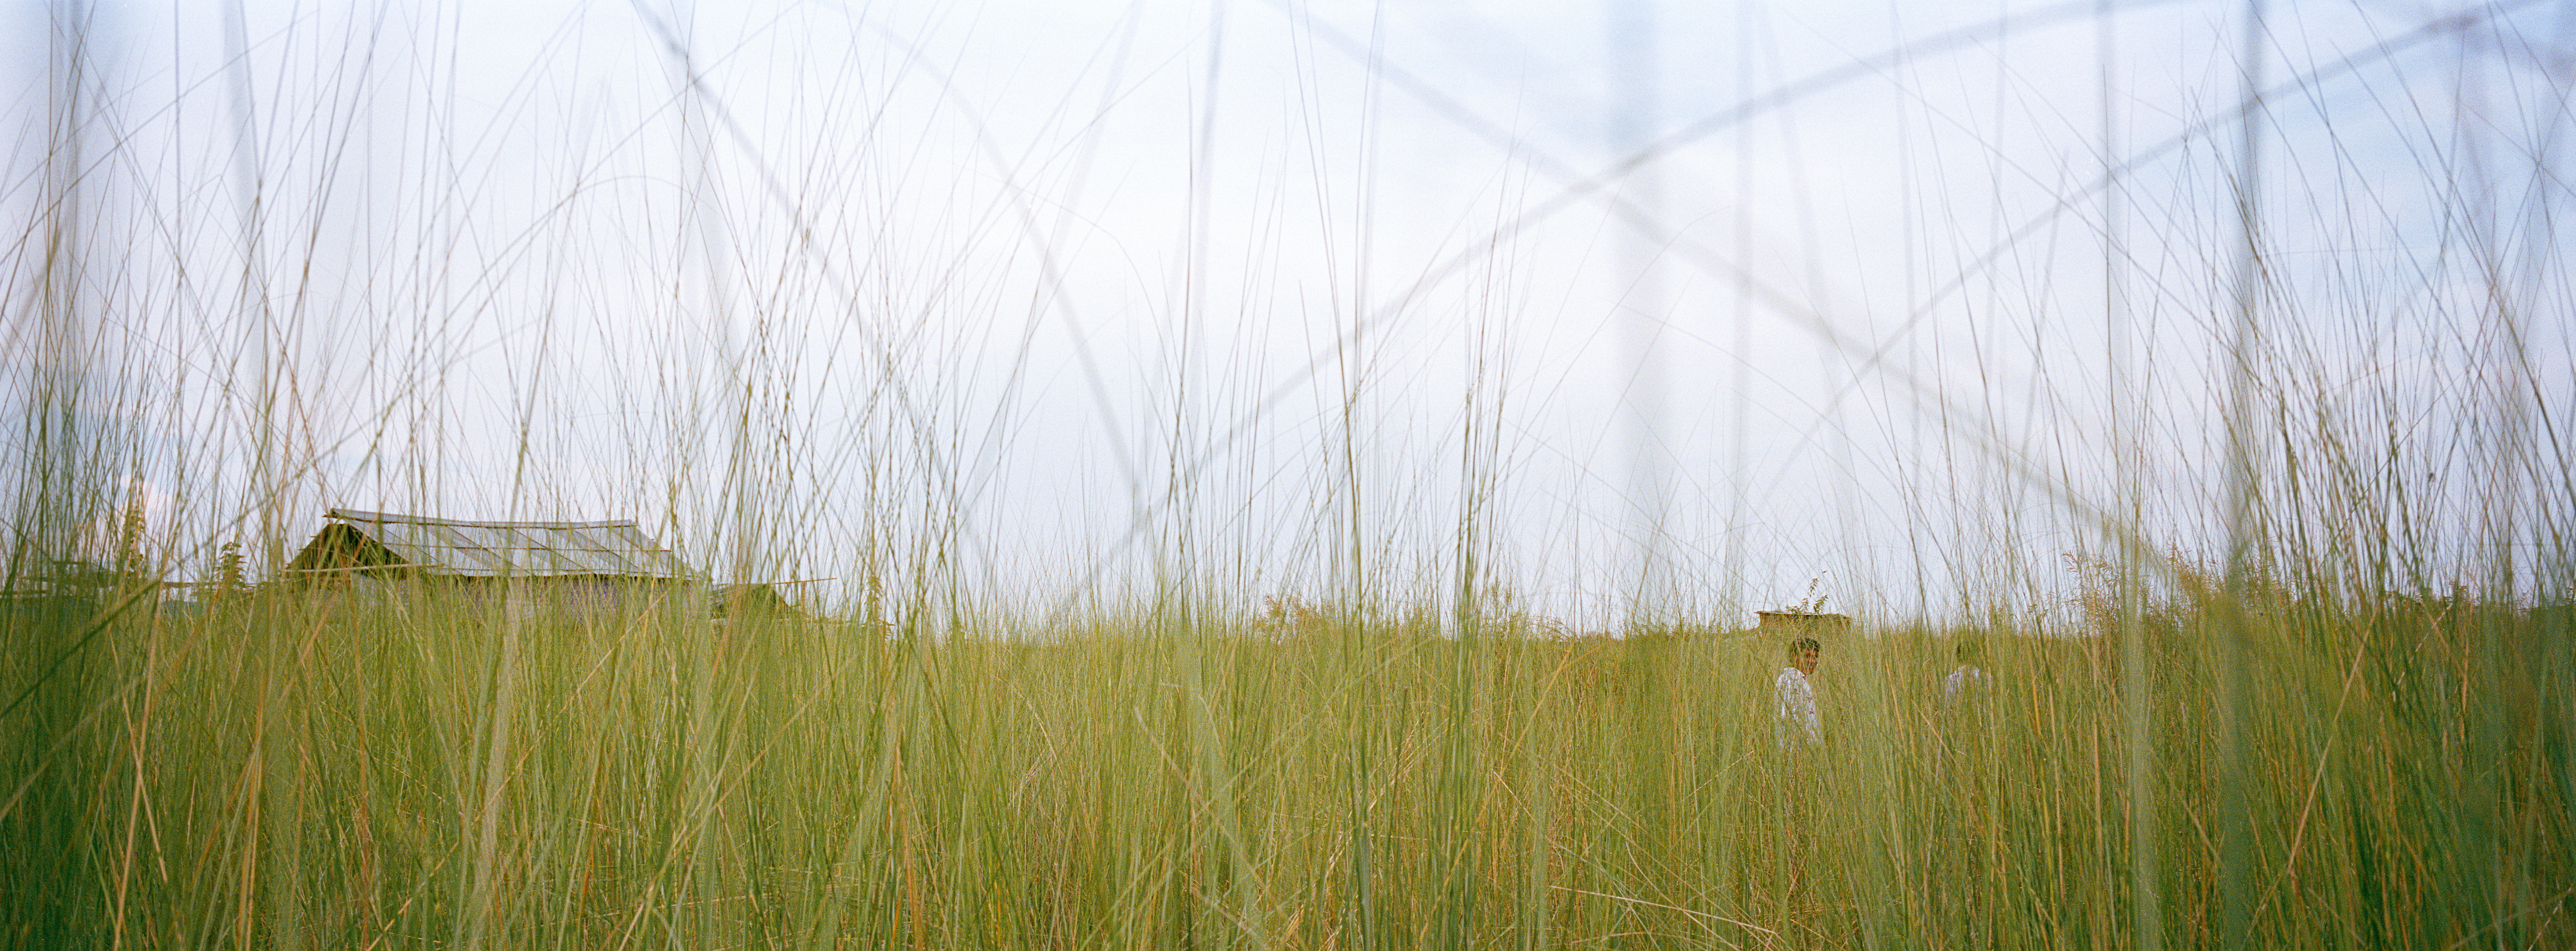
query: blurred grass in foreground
5 3 2572 949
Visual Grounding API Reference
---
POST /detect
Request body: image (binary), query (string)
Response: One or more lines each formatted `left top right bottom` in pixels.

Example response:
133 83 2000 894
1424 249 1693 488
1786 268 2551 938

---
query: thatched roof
287 509 697 580
1756 610 1852 630
712 583 814 620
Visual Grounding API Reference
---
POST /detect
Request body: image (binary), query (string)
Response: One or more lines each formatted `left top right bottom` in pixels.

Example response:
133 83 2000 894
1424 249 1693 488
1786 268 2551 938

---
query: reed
2 2 2568 949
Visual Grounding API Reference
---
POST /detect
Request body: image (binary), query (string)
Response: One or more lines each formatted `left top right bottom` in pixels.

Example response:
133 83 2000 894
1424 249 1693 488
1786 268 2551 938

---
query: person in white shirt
1941 639 1993 713
1774 636 1823 746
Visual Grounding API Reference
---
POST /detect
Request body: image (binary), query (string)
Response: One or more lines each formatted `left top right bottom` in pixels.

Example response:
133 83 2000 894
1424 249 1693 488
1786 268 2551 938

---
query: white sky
5 0 2571 625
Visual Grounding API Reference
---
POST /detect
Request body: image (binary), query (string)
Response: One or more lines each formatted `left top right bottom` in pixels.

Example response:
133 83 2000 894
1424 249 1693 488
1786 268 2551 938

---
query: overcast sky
6 0 2570 624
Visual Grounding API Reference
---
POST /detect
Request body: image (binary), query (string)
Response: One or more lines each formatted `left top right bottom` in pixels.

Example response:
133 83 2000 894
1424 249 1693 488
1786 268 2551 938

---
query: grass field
6 2 2575 948
3 560 2566 949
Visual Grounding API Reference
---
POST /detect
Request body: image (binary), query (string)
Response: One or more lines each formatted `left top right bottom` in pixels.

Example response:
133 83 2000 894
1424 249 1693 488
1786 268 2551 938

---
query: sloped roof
290 509 698 580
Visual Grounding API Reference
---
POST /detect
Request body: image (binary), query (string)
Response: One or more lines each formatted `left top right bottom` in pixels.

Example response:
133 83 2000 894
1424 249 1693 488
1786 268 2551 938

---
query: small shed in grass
712 583 820 622
285 508 701 618
1755 610 1852 634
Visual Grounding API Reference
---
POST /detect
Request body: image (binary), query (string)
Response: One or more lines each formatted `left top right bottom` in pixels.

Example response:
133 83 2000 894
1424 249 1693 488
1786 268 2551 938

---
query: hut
1755 610 1852 634
285 508 700 620
710 582 819 623
1 558 116 629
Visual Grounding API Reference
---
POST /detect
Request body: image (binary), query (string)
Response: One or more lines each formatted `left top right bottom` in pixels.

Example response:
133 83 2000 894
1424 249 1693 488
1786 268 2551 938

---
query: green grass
3 569 2565 949
6 3 2574 948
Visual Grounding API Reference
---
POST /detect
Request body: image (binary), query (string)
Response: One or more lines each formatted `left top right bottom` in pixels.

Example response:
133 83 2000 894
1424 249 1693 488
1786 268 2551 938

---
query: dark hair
1955 638 1986 664
1788 637 1822 656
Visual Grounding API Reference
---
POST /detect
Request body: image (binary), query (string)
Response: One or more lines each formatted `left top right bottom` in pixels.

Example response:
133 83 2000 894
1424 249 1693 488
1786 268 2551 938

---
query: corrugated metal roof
323 509 698 580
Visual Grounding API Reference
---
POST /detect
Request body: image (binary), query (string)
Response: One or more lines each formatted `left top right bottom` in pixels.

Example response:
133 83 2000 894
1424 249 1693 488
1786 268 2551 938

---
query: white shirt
1942 664 1993 711
1774 667 1820 746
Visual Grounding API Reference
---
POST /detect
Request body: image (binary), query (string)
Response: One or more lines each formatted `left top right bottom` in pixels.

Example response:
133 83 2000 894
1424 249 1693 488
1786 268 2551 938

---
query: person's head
1955 637 1986 668
1788 637 1822 675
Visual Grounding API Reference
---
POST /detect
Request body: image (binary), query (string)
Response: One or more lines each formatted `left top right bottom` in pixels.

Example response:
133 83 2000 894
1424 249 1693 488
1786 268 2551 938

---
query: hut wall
302 574 701 625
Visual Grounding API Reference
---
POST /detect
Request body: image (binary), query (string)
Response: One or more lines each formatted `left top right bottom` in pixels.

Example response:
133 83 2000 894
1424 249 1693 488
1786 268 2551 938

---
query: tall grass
5 578 2566 948
5 2 2571 949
